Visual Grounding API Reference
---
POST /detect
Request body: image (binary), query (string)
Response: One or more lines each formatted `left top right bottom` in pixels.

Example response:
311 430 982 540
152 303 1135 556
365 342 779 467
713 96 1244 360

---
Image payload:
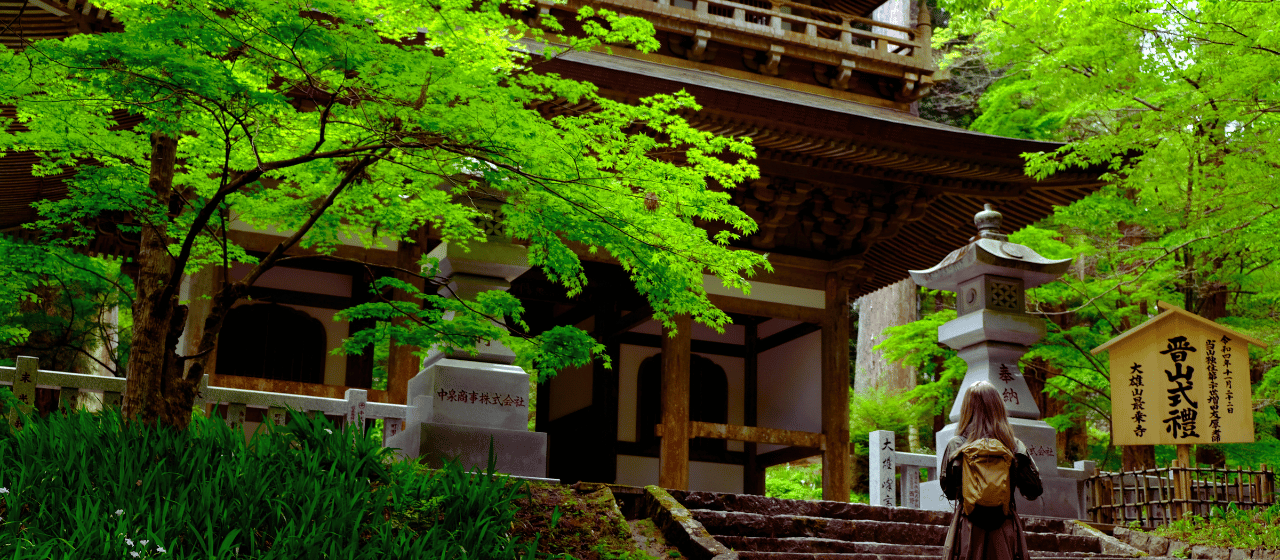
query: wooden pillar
1176 444 1193 519
385 228 426 405
593 304 621 483
659 314 692 491
743 320 765 494
821 271 852 502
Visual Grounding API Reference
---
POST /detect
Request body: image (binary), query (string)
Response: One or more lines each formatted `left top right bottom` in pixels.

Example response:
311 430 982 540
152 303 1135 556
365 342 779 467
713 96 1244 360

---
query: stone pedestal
386 241 548 478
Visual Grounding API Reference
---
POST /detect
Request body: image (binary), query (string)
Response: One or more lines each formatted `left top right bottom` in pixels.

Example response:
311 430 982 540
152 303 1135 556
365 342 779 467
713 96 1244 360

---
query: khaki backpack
957 438 1014 517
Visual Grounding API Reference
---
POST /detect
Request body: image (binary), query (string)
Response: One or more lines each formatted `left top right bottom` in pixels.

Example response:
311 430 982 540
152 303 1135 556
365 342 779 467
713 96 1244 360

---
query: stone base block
418 422 548 479
405 358 531 431
918 476 1085 519
934 418 1060 475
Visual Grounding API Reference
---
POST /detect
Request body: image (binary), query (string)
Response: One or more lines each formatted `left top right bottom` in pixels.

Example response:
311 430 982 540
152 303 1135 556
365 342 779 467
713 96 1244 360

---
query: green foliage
0 0 771 423
875 291 965 425
763 462 870 503
764 463 823 502
0 386 537 559
1145 502 1280 551
0 236 132 374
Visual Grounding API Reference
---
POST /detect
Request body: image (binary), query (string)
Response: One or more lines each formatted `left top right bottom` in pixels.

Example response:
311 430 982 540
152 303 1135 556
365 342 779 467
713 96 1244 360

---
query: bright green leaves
1 0 767 388
334 276 605 382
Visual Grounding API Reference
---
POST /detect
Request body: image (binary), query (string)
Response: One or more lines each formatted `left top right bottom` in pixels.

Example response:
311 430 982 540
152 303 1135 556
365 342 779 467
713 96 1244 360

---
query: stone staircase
665 490 1158 560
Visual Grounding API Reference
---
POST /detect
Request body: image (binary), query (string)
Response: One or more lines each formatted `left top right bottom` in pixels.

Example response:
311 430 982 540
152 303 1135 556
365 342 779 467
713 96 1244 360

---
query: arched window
216 304 326 384
636 353 729 457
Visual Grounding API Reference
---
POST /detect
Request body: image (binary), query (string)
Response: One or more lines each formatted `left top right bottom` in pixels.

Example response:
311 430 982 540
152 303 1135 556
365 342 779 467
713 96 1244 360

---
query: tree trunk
1122 444 1156 471
854 278 918 395
122 133 199 431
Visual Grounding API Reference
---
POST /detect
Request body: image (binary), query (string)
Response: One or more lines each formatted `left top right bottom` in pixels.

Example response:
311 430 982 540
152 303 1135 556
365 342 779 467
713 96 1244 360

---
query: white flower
130 552 139 558
125 538 134 546
157 547 167 553
140 540 149 546
324 429 333 434
0 487 8 494
115 509 124 516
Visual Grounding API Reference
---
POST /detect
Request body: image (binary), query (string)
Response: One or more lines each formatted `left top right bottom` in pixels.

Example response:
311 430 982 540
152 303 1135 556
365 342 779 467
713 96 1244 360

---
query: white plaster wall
756 330 822 454
615 455 744 494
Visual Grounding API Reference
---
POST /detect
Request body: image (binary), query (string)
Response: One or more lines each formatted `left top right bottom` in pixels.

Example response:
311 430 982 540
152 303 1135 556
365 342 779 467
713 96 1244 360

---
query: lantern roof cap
908 204 1072 291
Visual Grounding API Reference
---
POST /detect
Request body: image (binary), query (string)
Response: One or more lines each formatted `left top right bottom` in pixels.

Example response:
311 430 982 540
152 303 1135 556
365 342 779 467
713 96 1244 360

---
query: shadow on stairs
648 489 1171 560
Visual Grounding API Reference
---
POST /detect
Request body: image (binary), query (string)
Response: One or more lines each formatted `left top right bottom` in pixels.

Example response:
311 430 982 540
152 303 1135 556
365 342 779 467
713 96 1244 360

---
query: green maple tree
0 0 769 430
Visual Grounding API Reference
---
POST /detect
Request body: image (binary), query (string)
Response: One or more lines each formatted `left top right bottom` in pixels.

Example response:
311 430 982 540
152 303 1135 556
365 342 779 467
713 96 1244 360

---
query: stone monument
910 205 1084 517
385 240 549 479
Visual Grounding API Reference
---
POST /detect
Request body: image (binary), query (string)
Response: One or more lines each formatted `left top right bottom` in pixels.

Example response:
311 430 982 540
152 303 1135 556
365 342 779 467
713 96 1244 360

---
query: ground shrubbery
0 388 536 559
1139 502 1280 552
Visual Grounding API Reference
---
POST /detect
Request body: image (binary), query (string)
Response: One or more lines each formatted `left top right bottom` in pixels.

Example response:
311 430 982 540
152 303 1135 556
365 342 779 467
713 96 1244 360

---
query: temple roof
0 1 1105 300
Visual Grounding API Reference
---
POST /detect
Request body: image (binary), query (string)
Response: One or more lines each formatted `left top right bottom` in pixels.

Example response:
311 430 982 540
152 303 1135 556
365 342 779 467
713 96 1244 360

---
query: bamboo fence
1086 461 1275 529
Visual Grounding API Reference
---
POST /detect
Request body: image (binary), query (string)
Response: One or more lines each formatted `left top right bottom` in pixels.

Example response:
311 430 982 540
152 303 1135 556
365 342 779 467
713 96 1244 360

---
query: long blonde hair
957 380 1017 451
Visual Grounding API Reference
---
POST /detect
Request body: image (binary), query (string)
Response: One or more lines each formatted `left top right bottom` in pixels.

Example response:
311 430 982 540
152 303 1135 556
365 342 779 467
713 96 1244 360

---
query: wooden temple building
1 0 1103 501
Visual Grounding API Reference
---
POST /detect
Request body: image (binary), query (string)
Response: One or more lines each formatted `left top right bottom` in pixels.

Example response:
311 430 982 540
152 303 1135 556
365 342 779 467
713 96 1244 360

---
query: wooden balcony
542 0 941 99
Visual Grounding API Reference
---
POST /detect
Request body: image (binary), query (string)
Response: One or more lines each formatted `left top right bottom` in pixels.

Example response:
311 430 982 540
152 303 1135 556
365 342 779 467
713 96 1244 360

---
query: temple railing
539 0 939 95
0 356 410 445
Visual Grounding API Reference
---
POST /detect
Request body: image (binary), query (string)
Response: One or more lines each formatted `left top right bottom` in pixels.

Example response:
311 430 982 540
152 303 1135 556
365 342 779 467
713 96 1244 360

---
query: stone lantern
910 205 1085 517
386 239 549 479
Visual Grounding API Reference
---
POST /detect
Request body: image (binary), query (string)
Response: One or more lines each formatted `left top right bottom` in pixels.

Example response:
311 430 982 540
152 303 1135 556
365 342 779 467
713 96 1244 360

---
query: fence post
266 405 287 427
869 430 895 507
345 388 368 433
1075 460 1096 521
8 356 38 428
226 402 247 431
899 465 920 508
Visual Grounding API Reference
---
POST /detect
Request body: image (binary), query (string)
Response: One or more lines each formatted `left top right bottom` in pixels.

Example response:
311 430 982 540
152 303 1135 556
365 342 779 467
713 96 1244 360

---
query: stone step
736 554 1151 560
674 490 1068 533
718 538 1134 559
691 510 1100 553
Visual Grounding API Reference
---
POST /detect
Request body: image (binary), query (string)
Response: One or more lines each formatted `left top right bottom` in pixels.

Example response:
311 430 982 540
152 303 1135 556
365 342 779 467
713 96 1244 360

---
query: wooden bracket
761 44 784 76
831 59 856 91
744 44 784 76
670 29 714 62
685 29 713 62
525 0 555 28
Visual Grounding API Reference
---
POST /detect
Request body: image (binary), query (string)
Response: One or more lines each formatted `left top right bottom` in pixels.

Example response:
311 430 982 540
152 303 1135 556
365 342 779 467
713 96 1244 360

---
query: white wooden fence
869 430 937 508
870 429 1098 519
0 355 411 445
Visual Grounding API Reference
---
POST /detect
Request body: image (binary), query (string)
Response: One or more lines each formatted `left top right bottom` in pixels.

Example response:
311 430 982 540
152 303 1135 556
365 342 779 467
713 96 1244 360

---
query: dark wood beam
821 270 853 502
758 322 823 353
659 314 691 491
244 286 352 310
609 306 654 339
616 332 744 358
744 321 763 494
756 446 823 468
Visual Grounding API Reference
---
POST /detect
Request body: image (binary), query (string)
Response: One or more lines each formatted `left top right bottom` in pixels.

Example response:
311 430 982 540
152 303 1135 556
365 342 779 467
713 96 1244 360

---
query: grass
765 462 871 503
0 387 539 559
1130 502 1280 551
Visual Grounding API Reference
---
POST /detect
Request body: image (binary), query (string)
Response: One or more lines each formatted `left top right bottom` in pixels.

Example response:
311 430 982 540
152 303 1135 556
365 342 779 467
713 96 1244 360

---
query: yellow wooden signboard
1093 302 1266 446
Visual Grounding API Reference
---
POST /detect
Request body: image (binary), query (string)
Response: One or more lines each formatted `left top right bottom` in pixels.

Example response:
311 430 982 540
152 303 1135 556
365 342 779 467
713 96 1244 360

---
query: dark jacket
939 435 1044 560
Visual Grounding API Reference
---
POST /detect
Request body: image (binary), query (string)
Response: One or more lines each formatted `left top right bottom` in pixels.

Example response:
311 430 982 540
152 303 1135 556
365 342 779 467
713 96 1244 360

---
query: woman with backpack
940 380 1044 560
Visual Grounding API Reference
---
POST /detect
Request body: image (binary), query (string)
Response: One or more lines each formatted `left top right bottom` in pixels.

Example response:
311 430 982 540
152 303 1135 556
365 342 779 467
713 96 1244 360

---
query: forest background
848 0 1280 492
4 0 1280 499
